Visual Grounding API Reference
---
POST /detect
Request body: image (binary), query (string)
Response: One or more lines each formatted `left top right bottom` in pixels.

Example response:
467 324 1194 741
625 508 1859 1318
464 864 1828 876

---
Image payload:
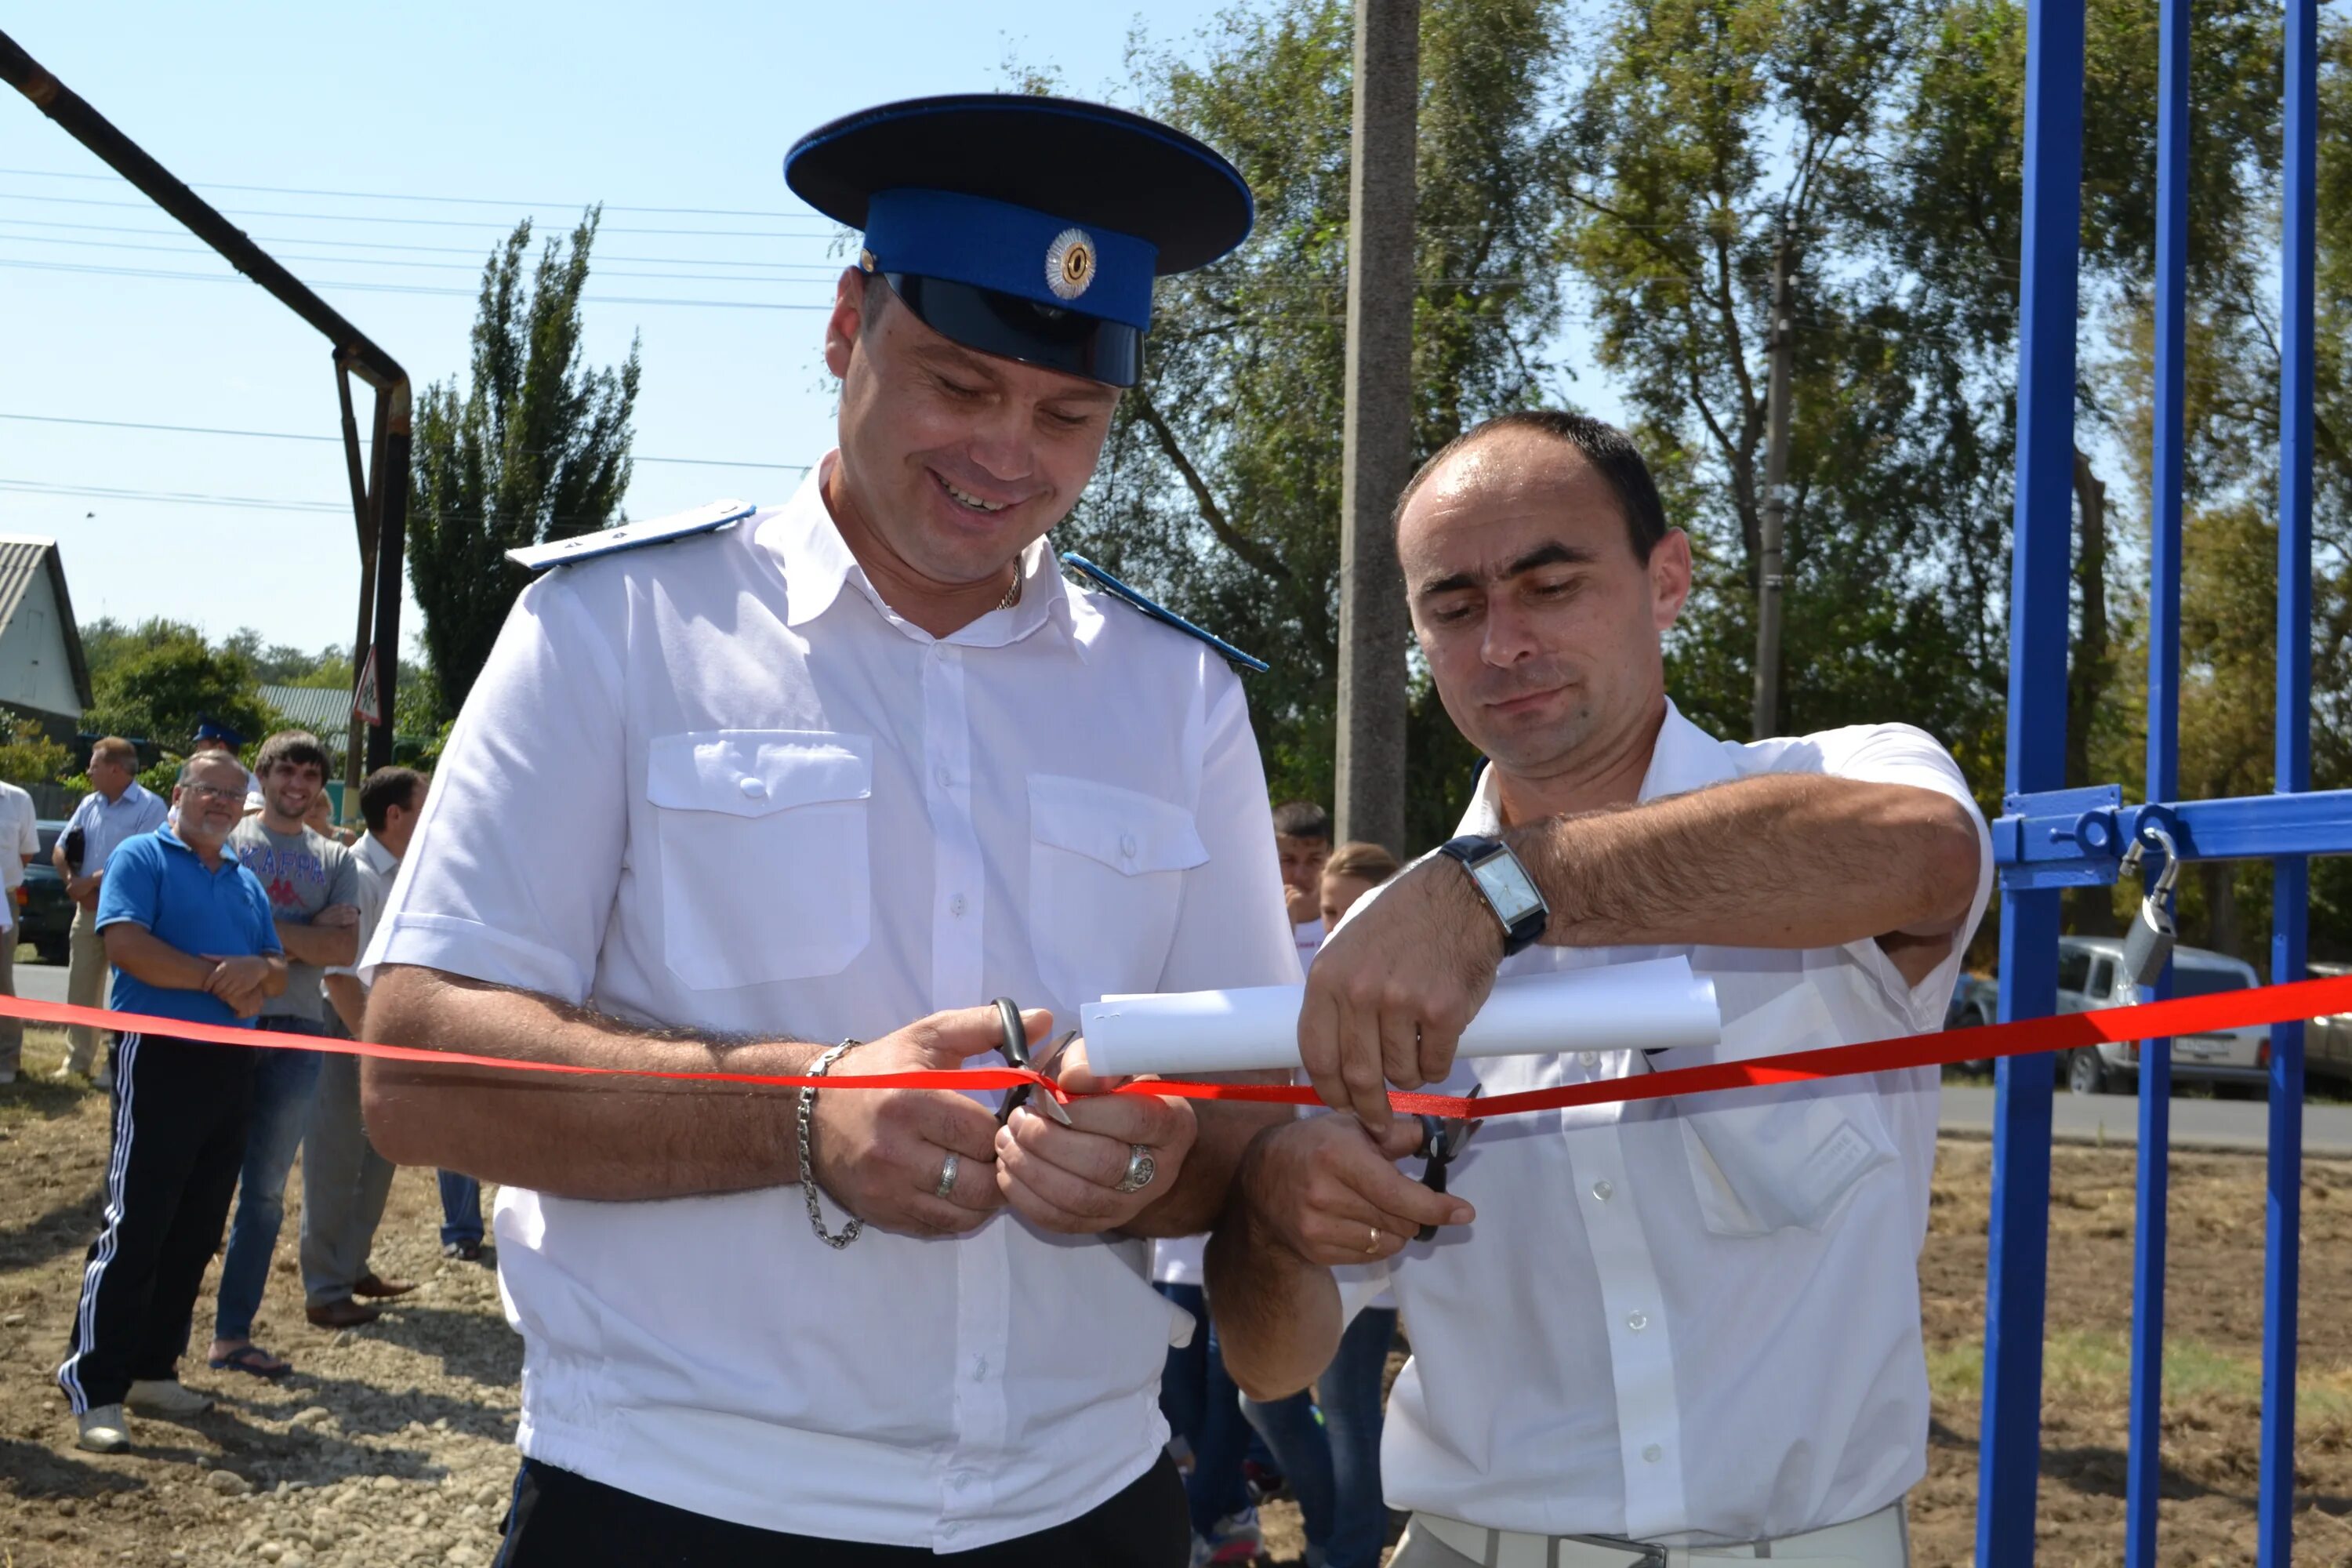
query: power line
0 231 844 286
0 256 834 310
0 187 833 238
0 216 847 270
0 164 814 220
0 477 810 521
0 413 812 473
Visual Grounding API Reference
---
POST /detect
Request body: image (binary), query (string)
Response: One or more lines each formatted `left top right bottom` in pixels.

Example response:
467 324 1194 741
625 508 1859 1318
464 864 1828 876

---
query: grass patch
0 1026 90 1126
1930 1329 2352 1421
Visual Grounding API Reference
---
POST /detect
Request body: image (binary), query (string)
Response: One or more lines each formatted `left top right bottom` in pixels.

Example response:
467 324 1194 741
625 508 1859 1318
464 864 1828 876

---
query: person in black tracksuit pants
56 754 285 1443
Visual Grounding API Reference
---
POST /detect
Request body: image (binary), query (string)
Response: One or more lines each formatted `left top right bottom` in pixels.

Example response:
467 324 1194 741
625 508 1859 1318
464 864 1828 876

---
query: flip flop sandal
208 1344 292 1379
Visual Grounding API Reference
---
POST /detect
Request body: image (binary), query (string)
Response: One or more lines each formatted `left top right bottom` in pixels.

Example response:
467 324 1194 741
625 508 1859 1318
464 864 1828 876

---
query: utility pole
1334 0 1419 854
1751 221 1795 739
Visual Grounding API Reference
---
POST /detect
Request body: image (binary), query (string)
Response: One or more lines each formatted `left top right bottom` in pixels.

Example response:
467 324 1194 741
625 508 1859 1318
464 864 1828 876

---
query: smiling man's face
823 270 1121 593
1399 430 1690 782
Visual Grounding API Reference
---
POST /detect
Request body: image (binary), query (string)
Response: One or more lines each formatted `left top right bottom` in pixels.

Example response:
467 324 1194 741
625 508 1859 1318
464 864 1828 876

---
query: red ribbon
14 973 2352 1122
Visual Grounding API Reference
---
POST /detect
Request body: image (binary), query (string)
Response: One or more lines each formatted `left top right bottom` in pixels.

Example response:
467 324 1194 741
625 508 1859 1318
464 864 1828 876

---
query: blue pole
2124 0 2189 1556
2258 0 2315 1557
1977 0 2082 1556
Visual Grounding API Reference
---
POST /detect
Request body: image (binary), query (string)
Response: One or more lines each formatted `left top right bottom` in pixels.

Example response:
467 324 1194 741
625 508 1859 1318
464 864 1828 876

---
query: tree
79 619 274 754
0 714 69 791
1062 0 1574 843
408 210 640 719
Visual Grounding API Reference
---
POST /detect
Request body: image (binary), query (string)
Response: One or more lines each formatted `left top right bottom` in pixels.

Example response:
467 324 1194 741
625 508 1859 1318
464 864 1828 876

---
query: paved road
1940 1082 2352 1156
11 956 66 1007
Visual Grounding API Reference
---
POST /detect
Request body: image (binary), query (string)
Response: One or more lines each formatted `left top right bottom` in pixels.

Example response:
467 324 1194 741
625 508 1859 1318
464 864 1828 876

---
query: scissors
993 996 1076 1127
1413 1084 1483 1240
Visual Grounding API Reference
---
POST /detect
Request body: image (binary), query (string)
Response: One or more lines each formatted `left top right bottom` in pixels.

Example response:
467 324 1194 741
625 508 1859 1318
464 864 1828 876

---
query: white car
2058 936 2267 1095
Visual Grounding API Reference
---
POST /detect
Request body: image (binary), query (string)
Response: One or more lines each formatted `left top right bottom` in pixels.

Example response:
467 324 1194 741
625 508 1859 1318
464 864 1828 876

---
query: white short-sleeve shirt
366 459 1301 1550
1346 701 1993 1545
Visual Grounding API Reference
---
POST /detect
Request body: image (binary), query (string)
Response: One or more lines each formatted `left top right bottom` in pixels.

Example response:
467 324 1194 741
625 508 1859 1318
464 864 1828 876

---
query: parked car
2307 962 2352 1084
16 818 72 964
2059 935 2267 1094
1943 973 1998 1075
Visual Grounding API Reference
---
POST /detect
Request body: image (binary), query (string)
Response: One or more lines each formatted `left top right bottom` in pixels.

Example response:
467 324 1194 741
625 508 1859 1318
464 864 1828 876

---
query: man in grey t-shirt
205 731 379 1379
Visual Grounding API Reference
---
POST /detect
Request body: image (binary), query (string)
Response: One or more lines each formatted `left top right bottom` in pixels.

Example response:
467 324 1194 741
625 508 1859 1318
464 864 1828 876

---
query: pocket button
738 776 768 800
1119 832 1139 860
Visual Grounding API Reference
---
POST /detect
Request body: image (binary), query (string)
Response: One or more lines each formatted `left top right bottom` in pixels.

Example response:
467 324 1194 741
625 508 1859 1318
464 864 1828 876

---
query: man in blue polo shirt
56 750 284 1454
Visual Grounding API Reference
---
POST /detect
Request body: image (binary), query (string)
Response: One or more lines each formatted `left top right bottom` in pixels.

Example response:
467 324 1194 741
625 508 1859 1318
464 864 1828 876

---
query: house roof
0 535 93 710
259 683 354 737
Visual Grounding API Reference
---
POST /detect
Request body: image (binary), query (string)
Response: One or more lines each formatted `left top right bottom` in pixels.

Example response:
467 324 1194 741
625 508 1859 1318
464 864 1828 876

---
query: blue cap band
863 188 1158 333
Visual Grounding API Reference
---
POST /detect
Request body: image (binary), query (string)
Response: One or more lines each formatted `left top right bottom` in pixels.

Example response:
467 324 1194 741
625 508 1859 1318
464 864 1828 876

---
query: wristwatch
1434 835 1549 957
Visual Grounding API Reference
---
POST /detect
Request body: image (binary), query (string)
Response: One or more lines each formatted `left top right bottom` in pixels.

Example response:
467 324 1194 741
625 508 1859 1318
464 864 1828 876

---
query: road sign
353 645 383 728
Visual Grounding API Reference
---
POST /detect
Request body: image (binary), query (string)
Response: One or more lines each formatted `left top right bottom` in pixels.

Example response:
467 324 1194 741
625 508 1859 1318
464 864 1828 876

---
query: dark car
1943 972 1998 1076
16 818 72 964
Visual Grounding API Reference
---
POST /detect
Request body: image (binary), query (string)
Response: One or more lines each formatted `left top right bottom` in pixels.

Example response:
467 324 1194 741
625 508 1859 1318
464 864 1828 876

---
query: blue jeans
1243 1307 1396 1568
214 1020 325 1341
1157 1283 1252 1537
439 1171 484 1247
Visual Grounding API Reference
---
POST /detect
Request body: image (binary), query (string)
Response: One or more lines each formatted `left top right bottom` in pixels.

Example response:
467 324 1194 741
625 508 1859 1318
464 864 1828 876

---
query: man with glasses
56 751 284 1452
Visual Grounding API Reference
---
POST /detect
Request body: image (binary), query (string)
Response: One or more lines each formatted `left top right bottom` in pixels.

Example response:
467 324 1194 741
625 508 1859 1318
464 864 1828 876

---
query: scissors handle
993 997 1031 1127
1415 1155 1453 1242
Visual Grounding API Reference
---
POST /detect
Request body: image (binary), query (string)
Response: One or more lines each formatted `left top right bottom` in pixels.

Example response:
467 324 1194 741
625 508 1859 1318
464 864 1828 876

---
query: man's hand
205 954 276 1018
993 1041 1197 1236
66 873 100 908
1299 855 1501 1130
809 1005 1038 1239
1242 1114 1472 1267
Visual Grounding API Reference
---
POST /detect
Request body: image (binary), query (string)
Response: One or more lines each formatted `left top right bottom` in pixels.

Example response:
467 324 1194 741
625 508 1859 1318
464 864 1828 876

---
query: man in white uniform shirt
1209 412 1992 1566
57 737 169 1081
358 97 1297 1566
0 772 37 1083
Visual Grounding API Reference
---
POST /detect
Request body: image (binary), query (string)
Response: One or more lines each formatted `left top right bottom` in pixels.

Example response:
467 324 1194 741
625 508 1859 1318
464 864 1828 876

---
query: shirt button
971 1357 987 1382
1591 1179 1613 1202
1120 832 1138 859
1579 1051 1598 1068
738 776 768 800
935 765 953 789
1642 1443 1663 1464
1626 1310 1649 1332
949 894 968 917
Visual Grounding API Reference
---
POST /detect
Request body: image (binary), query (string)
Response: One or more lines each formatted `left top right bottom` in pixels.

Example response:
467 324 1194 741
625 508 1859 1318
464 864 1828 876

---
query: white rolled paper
1080 956 1721 1076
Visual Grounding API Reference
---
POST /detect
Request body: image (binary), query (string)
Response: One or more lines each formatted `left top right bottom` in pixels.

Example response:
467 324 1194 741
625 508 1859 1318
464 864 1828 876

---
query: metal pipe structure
2259 0 2318 1555
0 29 409 772
2124 0 2190 1553
1975 0 2085 1548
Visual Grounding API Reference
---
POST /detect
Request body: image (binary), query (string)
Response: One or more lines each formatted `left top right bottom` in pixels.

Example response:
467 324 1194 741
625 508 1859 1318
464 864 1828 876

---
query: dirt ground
7 1026 2352 1566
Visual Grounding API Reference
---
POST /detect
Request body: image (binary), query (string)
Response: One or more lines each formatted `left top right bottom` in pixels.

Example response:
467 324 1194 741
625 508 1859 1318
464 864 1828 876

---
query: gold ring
1365 1225 1381 1254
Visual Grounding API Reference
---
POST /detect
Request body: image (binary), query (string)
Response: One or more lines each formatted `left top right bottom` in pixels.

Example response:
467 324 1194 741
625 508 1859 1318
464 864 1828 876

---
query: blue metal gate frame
1980 0 2333 1559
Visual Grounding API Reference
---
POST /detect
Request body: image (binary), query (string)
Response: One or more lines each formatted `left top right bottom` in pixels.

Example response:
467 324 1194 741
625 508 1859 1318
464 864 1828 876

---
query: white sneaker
75 1404 129 1453
125 1378 211 1417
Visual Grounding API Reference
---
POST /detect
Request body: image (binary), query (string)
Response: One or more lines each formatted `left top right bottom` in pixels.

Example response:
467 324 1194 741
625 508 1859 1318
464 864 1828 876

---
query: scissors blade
1000 1027 1080 1127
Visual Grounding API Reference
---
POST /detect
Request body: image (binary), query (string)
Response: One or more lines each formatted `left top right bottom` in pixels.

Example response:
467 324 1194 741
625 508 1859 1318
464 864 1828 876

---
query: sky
1 2 1616 658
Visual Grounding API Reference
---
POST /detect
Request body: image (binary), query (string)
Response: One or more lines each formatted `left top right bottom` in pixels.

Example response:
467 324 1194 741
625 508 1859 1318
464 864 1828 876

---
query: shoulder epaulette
506 500 757 572
1059 554 1269 674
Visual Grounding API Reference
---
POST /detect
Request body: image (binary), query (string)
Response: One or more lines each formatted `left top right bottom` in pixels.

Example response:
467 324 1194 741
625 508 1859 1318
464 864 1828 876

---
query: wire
0 187 833 238
0 219 848 272
0 231 843 286
0 479 345 514
0 256 834 309
0 165 811 220
0 413 813 473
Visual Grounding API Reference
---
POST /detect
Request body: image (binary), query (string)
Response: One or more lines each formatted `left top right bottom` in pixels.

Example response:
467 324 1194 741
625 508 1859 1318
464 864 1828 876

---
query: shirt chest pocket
1027 774 1207 1014
646 731 873 989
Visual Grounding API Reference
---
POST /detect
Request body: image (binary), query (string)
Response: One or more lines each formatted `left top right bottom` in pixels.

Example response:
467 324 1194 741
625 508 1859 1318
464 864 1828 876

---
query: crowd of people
40 730 483 1453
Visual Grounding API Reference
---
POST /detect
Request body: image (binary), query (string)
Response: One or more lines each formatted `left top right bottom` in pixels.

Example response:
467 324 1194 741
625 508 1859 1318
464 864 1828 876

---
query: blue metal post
2258 0 2316 1556
2124 0 2189 1556
1976 0 2083 1555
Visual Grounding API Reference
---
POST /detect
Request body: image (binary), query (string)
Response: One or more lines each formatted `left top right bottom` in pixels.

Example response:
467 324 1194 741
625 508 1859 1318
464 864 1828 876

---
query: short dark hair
1394 409 1670 561
1271 800 1332 842
254 729 330 782
358 766 425 834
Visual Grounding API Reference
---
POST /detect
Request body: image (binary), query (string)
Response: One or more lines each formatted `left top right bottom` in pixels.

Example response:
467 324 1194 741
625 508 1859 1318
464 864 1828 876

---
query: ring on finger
1112 1143 1156 1195
934 1151 960 1201
1365 1224 1382 1254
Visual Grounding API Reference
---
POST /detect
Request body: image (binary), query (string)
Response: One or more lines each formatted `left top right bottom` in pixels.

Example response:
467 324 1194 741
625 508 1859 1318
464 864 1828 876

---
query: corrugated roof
0 535 93 709
259 683 353 735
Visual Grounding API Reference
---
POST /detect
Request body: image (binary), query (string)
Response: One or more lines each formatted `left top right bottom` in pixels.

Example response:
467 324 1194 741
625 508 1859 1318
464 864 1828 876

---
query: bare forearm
324 973 368 1036
1205 1160 1343 1400
361 964 820 1201
1512 774 1981 951
277 921 358 966
102 925 216 991
1118 1094 1291 1239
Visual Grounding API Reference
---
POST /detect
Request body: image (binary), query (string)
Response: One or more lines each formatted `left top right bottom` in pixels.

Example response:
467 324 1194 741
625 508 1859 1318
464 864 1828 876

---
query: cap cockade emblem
1045 227 1095 300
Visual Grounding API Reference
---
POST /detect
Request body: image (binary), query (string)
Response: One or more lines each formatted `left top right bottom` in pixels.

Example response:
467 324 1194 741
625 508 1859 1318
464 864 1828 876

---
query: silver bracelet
798 1039 865 1250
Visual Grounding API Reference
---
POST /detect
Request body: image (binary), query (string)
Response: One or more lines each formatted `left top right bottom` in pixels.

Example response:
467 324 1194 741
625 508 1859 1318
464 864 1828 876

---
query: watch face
1472 851 1544 924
